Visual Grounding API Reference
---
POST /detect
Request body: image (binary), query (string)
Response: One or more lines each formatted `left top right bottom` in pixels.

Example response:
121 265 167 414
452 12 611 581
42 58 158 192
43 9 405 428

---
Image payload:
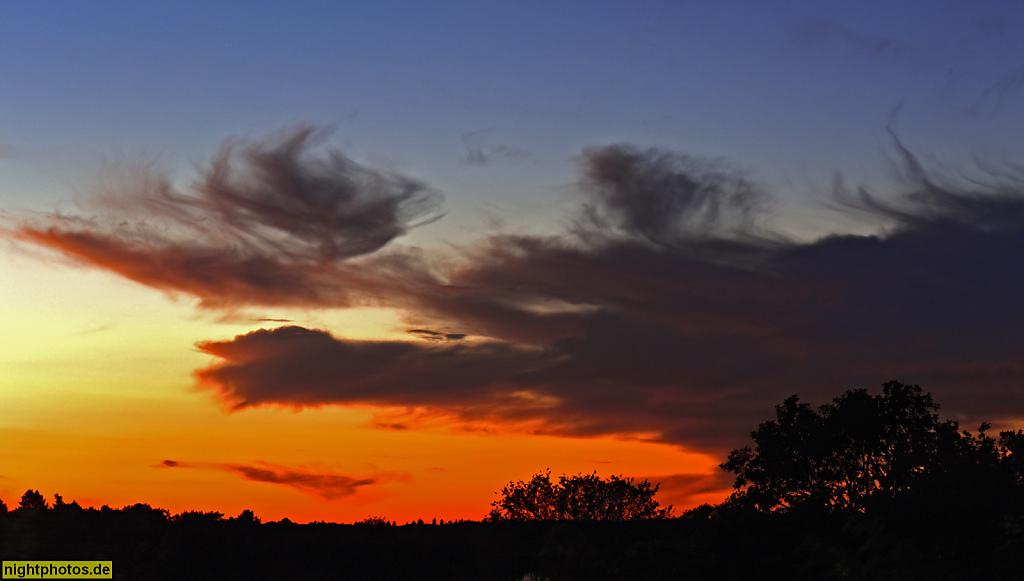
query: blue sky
5 1 1024 235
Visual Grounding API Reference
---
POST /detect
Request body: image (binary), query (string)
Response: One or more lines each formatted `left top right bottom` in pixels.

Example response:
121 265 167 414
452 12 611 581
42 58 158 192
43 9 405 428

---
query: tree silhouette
721 380 1024 514
232 509 260 524
19 489 48 511
486 470 672 521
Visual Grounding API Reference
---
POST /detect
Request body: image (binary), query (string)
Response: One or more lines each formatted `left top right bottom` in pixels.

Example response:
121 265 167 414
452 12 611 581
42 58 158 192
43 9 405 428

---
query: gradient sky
2 1 1024 523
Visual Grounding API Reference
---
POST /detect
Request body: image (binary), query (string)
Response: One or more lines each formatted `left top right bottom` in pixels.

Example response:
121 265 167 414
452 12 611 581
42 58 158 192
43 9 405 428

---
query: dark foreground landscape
3 503 1024 580
4 382 1024 580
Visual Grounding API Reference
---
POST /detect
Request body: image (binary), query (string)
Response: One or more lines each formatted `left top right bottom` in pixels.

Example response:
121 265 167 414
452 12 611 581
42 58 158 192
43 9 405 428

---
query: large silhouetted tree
486 471 672 521
721 380 1024 514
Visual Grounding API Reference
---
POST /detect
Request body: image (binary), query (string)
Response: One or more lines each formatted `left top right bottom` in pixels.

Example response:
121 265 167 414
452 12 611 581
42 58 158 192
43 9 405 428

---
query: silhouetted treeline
4 500 1024 580
3 382 1024 580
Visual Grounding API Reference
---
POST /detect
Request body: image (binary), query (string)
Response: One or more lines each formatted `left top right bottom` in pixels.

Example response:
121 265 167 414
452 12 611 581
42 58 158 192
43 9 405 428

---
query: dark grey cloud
194 142 1024 453
7 130 1024 453
195 326 548 411
7 127 443 308
408 328 468 341
579 144 768 244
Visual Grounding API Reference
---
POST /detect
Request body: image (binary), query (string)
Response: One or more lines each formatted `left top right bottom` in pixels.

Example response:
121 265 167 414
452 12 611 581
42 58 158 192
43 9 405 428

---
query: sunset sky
3 1 1024 524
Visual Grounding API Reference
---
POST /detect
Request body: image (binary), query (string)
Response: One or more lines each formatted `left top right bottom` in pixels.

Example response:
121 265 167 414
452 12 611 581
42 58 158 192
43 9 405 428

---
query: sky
2 1 1024 523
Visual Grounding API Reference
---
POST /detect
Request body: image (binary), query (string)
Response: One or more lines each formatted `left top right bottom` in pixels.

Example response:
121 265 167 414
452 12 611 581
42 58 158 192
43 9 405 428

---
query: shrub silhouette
486 470 672 521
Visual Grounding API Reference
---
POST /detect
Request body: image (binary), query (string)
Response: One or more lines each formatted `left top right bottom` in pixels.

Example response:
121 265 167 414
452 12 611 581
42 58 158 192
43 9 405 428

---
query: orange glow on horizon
0 250 730 525
0 413 726 524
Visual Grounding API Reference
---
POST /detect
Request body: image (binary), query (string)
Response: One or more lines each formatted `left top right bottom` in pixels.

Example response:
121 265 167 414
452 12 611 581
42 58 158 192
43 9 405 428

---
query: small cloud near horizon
159 459 392 500
647 472 736 511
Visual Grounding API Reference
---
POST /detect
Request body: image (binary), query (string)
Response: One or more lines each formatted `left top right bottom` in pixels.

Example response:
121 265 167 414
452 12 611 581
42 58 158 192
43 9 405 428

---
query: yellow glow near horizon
0 248 729 523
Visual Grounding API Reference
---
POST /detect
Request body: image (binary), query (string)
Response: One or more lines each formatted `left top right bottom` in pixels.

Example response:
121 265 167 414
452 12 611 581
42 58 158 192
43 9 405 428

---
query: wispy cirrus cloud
792 13 906 60
460 128 535 166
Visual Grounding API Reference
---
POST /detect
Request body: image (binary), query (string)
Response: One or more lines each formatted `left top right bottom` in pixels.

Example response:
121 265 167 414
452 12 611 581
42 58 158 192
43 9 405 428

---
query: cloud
792 13 906 60
408 328 467 341
194 326 550 412
647 472 735 509
578 144 768 243
6 127 443 308
228 464 377 500
159 459 382 500
969 63 1024 116
460 129 534 166
194 141 1024 453
8 130 1024 453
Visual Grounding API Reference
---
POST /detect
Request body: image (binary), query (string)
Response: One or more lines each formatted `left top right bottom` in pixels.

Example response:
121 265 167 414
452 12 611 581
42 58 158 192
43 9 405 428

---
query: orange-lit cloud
159 459 392 500
227 465 377 500
9 127 442 309
645 472 735 510
7 129 1024 453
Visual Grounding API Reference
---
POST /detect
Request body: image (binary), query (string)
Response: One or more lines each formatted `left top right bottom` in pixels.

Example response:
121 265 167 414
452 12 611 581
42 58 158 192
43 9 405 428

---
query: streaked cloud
159 459 385 500
7 127 442 309
793 13 906 60
408 328 467 341
228 464 378 500
646 472 735 509
460 129 534 166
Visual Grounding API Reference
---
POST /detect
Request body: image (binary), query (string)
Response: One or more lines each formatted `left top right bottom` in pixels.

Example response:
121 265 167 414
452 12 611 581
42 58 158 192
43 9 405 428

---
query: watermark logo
2 562 112 579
